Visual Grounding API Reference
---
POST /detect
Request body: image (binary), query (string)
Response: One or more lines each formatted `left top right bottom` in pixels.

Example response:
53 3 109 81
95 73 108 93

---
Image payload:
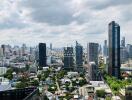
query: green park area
104 74 132 94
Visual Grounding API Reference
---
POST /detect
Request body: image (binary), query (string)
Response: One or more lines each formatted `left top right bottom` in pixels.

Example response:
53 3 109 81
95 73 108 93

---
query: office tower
35 46 39 62
108 21 120 78
21 44 27 55
88 62 101 81
121 37 125 47
120 47 128 64
126 44 132 59
39 43 47 67
1 45 10 58
63 47 74 70
98 45 102 55
1 45 6 57
0 48 4 57
50 43 52 50
103 40 108 57
87 43 99 65
75 41 83 67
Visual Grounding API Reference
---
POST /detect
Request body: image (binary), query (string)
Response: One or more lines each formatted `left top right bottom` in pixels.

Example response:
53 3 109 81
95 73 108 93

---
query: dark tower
39 43 47 67
75 41 83 67
108 21 120 78
63 47 74 70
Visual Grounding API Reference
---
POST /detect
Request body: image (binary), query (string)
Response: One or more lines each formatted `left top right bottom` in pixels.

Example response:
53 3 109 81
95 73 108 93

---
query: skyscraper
50 43 52 50
75 41 83 67
127 44 132 59
120 47 128 64
108 21 120 78
39 43 47 67
98 45 102 55
63 47 74 70
87 43 99 65
121 37 125 47
88 62 101 81
103 40 108 57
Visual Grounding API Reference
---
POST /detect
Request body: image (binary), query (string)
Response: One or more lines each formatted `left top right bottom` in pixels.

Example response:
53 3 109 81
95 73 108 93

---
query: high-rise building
50 43 52 50
88 62 101 81
63 47 74 70
121 37 125 47
108 21 120 78
126 44 132 59
103 40 108 57
87 43 99 65
98 45 102 55
120 47 128 64
21 44 27 55
75 41 83 67
39 43 47 67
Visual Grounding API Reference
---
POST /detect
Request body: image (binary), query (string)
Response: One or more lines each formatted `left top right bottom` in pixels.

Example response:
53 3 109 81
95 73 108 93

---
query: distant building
21 44 27 55
103 40 108 57
63 47 74 70
75 41 83 70
98 45 102 55
108 21 120 78
50 43 52 50
126 44 132 59
87 43 99 65
120 47 128 64
39 43 47 67
88 62 101 81
0 48 4 57
121 37 125 47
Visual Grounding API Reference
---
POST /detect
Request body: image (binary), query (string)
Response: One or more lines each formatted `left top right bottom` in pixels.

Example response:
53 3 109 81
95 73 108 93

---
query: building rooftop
0 84 12 91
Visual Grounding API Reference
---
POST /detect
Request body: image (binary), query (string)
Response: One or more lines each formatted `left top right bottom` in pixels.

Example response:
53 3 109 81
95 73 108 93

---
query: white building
0 67 7 75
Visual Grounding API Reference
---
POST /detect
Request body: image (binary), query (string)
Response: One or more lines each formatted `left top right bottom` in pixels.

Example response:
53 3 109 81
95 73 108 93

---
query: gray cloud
90 0 132 10
20 0 75 25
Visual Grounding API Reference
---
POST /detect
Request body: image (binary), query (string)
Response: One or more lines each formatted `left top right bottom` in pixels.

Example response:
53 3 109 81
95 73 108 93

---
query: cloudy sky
0 0 132 47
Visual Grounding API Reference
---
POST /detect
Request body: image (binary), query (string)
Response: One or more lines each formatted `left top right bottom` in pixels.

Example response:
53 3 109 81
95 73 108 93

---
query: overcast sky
0 0 132 47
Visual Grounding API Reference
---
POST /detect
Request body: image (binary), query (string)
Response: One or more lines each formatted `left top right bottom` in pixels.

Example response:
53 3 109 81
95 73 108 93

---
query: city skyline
0 0 132 47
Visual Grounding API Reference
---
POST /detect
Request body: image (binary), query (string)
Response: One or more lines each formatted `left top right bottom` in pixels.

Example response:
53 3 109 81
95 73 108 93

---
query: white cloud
0 0 131 47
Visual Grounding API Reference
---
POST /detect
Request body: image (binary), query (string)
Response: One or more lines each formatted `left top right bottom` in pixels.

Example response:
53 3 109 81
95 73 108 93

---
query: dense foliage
104 74 132 94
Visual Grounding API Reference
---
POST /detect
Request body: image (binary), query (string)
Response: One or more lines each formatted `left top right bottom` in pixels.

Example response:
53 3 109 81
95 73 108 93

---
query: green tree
6 74 13 80
105 96 111 100
37 74 41 81
6 68 13 74
32 80 39 86
96 89 105 98
25 64 30 71
16 82 27 89
4 68 13 80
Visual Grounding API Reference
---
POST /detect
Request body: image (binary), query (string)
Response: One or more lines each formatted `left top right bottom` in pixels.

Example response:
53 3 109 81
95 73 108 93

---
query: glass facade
87 43 99 65
64 47 74 70
39 43 47 67
108 21 120 78
75 41 83 67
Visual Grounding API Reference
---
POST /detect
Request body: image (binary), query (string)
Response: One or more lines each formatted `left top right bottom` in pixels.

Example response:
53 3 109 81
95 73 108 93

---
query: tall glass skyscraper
121 37 125 47
87 42 99 65
108 21 120 78
75 41 83 67
39 43 47 67
103 40 108 57
63 47 74 70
